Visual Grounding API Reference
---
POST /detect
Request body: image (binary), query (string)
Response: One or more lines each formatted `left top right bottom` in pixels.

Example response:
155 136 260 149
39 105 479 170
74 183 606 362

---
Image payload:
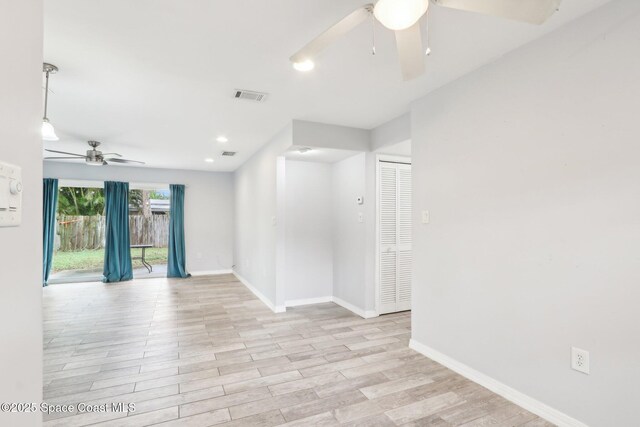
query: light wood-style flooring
43 274 552 426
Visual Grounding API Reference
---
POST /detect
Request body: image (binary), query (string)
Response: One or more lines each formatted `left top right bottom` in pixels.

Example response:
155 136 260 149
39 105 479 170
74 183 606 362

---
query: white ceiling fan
290 0 562 81
45 140 145 166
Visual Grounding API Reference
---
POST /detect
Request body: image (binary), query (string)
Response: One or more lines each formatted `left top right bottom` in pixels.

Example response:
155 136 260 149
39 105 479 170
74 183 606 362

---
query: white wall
292 120 370 152
370 113 410 152
332 153 371 312
43 162 234 273
411 1 640 426
234 125 292 309
284 160 333 303
0 0 43 425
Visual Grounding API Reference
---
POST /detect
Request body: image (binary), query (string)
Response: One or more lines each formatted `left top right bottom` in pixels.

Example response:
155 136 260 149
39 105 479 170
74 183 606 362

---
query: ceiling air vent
222 151 236 157
234 89 268 102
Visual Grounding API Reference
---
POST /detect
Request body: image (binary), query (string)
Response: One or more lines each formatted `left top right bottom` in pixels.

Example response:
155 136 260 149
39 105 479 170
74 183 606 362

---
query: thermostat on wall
0 161 22 227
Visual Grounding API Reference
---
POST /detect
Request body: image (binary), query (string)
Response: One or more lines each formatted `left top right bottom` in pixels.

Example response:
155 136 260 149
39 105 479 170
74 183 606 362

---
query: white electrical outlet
571 347 590 374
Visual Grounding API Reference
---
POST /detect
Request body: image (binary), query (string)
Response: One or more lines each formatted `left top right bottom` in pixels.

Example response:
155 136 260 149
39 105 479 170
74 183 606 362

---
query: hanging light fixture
373 0 429 31
42 63 59 141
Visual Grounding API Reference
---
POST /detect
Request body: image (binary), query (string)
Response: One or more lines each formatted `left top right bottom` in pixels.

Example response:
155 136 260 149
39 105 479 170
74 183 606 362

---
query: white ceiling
43 0 611 172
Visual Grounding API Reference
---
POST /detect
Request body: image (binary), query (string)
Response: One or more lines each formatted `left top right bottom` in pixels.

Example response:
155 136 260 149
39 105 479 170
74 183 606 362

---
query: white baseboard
190 269 233 276
285 296 333 307
232 270 285 313
332 296 378 319
230 271 376 319
409 339 587 427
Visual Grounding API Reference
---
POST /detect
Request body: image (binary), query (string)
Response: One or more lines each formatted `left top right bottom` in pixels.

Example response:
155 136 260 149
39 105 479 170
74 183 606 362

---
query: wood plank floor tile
43 274 551 427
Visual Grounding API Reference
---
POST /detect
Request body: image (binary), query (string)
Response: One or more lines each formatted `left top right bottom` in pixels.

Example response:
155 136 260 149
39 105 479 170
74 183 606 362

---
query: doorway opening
129 187 170 278
48 182 170 284
50 184 106 283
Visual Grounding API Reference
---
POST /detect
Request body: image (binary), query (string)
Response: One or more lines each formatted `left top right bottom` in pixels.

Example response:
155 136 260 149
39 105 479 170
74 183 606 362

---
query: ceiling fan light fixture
41 118 59 141
85 158 103 166
374 0 429 31
42 62 60 141
205 158 214 163
292 59 315 72
216 136 228 143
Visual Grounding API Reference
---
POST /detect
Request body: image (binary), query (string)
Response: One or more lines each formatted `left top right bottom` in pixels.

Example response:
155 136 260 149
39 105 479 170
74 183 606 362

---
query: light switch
0 177 8 211
0 161 22 227
421 210 430 224
358 212 364 223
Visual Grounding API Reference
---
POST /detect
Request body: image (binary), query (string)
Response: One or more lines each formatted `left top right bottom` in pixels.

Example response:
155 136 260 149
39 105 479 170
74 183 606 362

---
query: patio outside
49 186 170 284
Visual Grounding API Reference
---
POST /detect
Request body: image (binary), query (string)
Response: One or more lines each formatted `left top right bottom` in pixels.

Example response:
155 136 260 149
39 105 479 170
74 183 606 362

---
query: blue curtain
103 181 133 282
167 184 190 278
43 178 59 286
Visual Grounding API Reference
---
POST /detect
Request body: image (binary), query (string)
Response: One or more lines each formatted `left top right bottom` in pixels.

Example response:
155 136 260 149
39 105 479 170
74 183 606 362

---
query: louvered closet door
378 162 412 314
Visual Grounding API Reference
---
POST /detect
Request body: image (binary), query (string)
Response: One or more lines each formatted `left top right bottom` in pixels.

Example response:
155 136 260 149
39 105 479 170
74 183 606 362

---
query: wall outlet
571 347 590 374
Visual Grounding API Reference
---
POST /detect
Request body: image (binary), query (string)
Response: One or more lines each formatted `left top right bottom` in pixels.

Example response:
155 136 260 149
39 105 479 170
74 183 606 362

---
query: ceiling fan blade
106 158 145 165
100 152 122 157
44 149 86 157
290 4 373 64
43 157 85 160
395 23 426 81
431 0 562 25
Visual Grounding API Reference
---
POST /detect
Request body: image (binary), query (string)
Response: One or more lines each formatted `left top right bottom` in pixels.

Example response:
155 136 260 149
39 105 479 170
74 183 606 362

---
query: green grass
53 248 168 272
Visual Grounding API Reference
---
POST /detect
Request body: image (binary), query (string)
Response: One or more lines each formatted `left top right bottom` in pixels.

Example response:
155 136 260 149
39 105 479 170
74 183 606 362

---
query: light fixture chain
425 10 431 56
44 69 50 119
371 10 376 55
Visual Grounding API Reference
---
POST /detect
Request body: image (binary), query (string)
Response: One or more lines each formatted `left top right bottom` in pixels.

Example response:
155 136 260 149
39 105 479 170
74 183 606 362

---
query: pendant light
42 63 59 141
373 0 429 31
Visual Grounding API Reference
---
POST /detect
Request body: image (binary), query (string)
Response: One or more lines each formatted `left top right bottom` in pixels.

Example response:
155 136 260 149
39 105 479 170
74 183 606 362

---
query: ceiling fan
290 0 562 81
44 140 145 166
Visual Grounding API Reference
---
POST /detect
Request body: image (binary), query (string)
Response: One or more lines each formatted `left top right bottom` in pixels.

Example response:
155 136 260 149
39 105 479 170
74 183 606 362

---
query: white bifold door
378 161 412 314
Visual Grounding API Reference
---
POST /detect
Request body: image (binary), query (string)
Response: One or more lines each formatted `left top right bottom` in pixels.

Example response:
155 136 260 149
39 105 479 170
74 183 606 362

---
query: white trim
375 158 380 315
285 296 333 307
376 153 411 164
58 179 103 189
190 269 233 276
332 296 378 319
231 270 377 318
232 270 286 313
409 339 588 427
57 178 173 190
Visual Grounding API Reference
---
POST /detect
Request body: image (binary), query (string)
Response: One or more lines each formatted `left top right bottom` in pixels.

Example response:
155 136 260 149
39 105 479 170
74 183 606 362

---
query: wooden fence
56 215 169 251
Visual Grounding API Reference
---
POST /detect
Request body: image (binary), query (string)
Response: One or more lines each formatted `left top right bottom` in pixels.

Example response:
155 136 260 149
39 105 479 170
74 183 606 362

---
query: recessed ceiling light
293 59 315 72
205 158 214 163
216 136 228 143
